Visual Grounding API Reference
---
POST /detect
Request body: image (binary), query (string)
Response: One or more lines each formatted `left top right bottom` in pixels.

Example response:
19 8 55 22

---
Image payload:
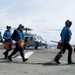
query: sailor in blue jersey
8 24 28 62
54 20 75 64
3 26 12 59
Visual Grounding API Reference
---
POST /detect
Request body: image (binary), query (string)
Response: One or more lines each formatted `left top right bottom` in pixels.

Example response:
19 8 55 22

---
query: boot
54 56 61 64
8 56 12 61
68 59 75 64
22 58 28 62
68 61 75 64
3 51 9 59
54 51 63 64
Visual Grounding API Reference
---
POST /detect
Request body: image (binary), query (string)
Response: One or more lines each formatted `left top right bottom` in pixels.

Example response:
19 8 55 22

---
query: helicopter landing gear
45 46 47 49
35 46 38 49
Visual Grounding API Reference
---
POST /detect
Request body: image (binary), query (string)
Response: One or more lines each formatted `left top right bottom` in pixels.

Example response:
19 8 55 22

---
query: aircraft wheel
45 46 47 49
35 46 38 49
45 45 47 49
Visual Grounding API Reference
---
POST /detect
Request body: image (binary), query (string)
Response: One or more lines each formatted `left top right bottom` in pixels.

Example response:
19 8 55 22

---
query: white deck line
17 51 34 58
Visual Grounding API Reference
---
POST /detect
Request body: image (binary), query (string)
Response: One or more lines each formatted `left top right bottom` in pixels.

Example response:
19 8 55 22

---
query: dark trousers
3 50 9 58
9 43 25 61
55 41 73 63
61 42 73 63
3 43 12 58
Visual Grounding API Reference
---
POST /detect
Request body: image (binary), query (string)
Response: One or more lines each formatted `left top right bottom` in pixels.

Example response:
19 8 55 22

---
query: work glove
12 40 16 44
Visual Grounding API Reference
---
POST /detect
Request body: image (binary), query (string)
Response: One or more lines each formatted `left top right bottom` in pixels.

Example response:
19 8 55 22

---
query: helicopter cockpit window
30 37 33 41
25 37 28 43
36 35 40 39
33 37 36 40
38 36 43 41
33 35 40 41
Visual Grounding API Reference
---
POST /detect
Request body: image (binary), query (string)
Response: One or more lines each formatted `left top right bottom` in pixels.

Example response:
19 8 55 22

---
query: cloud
0 0 75 44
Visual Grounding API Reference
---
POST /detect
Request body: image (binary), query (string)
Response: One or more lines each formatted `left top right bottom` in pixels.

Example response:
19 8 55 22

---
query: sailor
54 20 75 64
8 24 28 62
3 25 12 59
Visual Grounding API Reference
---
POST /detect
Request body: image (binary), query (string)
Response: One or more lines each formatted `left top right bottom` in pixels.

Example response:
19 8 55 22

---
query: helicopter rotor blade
42 29 61 31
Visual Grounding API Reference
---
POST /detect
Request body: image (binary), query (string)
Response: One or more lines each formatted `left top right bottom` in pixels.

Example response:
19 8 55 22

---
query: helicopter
23 28 48 49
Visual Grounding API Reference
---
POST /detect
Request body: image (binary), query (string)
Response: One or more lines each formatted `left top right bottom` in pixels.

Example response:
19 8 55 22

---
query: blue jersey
60 26 72 43
3 30 12 42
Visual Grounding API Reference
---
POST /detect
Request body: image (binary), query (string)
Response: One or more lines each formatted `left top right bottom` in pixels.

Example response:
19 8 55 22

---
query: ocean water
48 44 57 49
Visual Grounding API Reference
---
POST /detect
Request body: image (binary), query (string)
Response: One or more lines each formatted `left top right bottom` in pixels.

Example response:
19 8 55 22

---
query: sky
0 0 75 44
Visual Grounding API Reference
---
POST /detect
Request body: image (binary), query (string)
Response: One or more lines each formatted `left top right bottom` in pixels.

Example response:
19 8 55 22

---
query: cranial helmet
18 24 24 28
65 20 72 27
6 25 11 29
